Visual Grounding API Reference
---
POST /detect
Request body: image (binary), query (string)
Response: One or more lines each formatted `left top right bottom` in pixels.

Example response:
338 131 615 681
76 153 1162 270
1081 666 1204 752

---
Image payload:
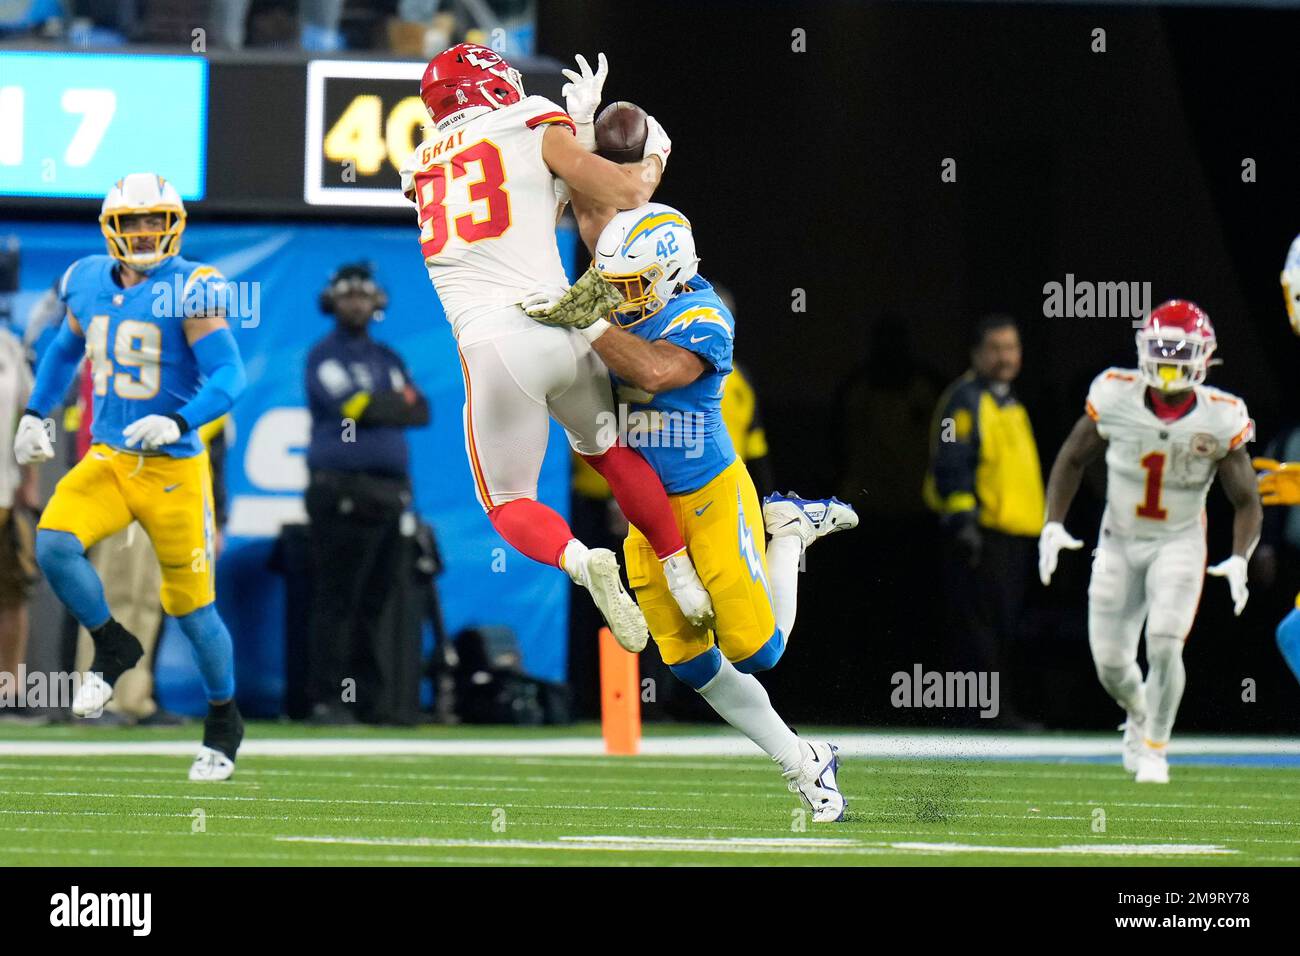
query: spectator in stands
924 314 1044 726
0 321 37 700
304 263 429 724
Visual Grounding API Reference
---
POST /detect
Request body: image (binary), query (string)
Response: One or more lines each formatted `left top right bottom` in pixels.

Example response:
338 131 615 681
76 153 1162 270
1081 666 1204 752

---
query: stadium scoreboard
0 49 563 216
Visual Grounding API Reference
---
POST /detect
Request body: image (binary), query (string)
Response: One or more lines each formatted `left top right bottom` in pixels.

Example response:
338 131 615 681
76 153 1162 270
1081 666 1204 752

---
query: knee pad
34 528 83 572
733 629 786 674
1145 633 1185 669
1088 632 1136 671
668 645 722 690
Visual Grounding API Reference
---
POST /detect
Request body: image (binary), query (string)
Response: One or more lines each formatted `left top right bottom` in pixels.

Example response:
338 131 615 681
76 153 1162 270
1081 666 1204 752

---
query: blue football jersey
611 275 737 494
59 254 227 458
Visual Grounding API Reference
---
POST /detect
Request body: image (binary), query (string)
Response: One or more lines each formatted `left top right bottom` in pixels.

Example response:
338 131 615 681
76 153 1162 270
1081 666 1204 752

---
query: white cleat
188 746 236 782
662 551 715 629
1135 742 1170 784
580 548 649 653
763 492 859 550
70 672 113 718
1120 712 1146 773
784 741 847 822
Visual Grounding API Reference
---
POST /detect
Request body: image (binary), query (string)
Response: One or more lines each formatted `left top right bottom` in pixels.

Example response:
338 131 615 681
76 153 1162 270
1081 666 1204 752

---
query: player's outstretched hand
1207 554 1249 616
1038 520 1083 586
521 268 624 342
123 414 182 451
561 53 608 129
14 413 54 465
1253 457 1300 506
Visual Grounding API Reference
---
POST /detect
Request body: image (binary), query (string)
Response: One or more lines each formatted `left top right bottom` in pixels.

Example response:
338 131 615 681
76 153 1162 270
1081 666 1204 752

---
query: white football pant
1087 512 1205 745
456 315 616 511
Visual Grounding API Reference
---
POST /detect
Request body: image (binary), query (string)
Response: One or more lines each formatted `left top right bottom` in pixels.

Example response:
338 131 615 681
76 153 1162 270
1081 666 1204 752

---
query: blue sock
176 604 236 702
34 529 111 630
1277 608 1300 687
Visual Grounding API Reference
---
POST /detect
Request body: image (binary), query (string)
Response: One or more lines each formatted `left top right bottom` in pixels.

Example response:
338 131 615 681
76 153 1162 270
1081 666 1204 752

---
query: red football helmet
1136 299 1217 392
420 43 524 126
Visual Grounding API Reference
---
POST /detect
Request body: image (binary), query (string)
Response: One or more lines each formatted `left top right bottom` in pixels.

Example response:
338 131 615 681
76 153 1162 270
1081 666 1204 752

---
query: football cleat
1135 742 1170 784
662 551 715 629
581 548 649 653
73 619 145 717
784 741 846 822
188 746 236 782
190 701 244 781
70 672 113 719
762 492 859 550
1120 710 1146 773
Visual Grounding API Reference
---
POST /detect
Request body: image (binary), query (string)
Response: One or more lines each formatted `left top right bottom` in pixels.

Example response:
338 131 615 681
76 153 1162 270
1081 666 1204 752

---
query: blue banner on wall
1 218 577 715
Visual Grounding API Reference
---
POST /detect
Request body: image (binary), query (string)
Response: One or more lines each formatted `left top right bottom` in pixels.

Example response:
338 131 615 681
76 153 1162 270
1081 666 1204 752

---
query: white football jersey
1086 368 1253 536
400 95 575 342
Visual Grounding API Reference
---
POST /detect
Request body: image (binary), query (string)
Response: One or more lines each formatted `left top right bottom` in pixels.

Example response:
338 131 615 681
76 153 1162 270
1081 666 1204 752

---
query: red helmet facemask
420 43 524 127
1136 299 1217 392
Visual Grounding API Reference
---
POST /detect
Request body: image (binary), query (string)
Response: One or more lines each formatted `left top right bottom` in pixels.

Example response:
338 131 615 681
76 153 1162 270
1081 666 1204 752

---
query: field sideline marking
1 733 1298 760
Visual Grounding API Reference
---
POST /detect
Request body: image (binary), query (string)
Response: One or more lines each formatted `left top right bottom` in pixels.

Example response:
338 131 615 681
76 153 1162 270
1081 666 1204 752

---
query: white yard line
0 732 1297 759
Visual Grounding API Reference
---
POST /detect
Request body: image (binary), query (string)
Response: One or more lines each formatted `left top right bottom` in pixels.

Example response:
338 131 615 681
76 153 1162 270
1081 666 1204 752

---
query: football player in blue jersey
1252 233 1300 686
528 200 858 821
13 173 247 780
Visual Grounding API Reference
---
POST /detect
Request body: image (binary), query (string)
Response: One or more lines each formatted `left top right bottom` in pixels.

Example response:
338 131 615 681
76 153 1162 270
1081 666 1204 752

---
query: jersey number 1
1136 451 1168 520
416 140 511 258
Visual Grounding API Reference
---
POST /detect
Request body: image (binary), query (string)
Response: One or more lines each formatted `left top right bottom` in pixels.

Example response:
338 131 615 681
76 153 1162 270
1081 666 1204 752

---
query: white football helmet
593 203 699 329
1282 233 1300 337
99 173 186 274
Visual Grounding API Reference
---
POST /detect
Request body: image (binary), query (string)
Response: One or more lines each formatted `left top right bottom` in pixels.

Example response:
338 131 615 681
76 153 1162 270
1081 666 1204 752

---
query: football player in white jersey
399 44 711 652
1039 300 1262 783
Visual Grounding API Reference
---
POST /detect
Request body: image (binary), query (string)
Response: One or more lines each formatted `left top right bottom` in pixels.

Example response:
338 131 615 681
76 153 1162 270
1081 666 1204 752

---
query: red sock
488 499 575 568
583 445 685 559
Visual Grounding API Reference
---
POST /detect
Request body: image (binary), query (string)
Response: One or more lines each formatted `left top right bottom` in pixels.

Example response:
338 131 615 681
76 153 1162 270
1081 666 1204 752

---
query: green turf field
0 722 1297 866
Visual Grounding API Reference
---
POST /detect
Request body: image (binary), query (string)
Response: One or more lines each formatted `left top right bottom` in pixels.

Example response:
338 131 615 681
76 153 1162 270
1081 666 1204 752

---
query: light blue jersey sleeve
657 301 734 375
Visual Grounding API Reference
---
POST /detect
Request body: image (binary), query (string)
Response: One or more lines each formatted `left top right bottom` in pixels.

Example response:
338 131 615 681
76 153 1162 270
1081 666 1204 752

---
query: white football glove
123 414 182 451
560 52 608 151
13 413 54 465
643 115 671 173
521 283 571 316
1207 554 1249 616
1038 521 1083 585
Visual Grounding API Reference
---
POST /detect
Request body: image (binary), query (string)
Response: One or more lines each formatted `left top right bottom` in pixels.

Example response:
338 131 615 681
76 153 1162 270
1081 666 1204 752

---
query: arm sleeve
26 322 86 418
931 384 980 518
174 326 246 432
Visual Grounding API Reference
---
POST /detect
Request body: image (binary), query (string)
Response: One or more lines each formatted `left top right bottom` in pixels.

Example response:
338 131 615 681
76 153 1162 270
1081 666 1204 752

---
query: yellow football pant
623 459 776 666
39 444 216 617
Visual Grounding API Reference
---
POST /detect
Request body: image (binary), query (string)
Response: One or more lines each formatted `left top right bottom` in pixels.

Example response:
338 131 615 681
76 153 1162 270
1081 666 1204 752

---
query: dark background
537 1 1300 730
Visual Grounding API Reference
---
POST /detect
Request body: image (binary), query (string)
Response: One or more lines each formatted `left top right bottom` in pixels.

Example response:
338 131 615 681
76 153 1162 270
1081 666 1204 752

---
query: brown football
594 101 649 163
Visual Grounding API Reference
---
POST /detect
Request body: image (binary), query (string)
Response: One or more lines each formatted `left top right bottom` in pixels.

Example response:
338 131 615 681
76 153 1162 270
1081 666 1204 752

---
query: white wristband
575 121 596 152
580 318 611 342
